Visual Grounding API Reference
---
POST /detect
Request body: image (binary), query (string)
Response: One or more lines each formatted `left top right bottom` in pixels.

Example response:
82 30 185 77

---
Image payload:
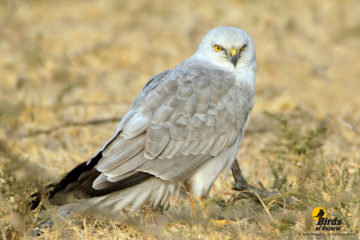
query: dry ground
0 0 359 239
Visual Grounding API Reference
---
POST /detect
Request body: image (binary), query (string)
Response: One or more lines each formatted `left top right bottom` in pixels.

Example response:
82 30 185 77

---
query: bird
32 26 258 216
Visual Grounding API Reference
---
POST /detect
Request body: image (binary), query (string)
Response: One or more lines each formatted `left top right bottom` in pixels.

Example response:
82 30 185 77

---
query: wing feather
97 134 146 172
145 125 170 158
105 151 147 177
121 112 151 138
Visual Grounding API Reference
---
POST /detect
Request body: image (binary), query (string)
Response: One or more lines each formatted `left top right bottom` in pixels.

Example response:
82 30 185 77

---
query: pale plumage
38 26 257 215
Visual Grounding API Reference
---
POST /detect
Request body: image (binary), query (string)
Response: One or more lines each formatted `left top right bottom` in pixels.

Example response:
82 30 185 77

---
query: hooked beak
229 48 237 67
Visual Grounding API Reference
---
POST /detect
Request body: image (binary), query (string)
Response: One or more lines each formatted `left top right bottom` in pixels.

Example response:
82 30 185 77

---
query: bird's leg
231 159 249 190
199 196 206 207
231 159 276 201
188 194 197 218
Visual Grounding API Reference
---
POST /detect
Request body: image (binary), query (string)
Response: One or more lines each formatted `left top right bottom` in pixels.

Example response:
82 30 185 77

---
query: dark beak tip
230 56 237 67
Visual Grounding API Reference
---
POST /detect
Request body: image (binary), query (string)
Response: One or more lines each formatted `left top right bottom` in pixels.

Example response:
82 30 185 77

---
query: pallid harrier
32 26 259 215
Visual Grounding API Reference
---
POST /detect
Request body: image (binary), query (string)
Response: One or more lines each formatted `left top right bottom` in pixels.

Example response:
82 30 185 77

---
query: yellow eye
214 45 222 52
240 45 246 51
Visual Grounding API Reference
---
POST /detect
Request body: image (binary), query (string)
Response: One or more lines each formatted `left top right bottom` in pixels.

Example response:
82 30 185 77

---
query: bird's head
195 26 257 71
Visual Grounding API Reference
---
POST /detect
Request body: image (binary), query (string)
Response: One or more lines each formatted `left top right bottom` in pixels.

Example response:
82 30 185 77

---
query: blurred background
0 0 359 238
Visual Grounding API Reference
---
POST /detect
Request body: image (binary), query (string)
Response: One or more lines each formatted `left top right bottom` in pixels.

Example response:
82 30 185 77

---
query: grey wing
93 63 253 189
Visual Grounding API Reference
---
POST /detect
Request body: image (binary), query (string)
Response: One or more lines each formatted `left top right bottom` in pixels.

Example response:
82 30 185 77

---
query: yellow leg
188 194 197 218
200 196 206 208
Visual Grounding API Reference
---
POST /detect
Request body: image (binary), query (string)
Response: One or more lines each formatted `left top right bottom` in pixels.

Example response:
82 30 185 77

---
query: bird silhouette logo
312 207 327 221
315 209 325 218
